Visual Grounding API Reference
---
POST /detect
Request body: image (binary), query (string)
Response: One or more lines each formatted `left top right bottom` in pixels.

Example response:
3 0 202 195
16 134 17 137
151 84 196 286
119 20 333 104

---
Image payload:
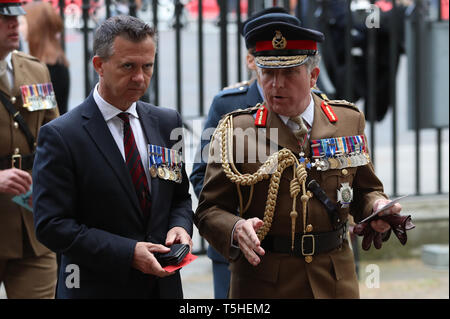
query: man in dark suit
32 16 193 299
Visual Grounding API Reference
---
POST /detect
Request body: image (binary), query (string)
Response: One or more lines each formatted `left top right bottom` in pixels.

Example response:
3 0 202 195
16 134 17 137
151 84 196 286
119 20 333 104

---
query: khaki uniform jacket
194 93 387 299
0 51 59 259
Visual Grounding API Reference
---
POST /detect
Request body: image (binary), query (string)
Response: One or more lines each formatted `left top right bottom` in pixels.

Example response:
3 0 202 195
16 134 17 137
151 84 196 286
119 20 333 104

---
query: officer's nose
7 16 19 28
272 70 285 88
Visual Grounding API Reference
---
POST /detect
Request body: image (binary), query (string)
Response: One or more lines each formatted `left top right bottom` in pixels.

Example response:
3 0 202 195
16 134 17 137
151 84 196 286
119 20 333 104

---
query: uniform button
13 122 19 129
11 96 17 104
14 147 20 154
239 86 244 91
306 224 313 232
342 169 348 176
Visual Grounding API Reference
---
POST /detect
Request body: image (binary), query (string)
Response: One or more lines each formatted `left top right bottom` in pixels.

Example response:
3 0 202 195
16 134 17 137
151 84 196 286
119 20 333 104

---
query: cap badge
272 30 287 50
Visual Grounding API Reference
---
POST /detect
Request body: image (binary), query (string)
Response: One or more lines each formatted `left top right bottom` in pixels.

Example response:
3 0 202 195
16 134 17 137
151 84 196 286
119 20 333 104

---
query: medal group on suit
149 144 183 183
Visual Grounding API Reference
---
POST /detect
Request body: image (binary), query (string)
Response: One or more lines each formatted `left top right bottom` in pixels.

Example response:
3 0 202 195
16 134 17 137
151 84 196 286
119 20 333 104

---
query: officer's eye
283 68 297 75
122 63 133 70
261 69 275 76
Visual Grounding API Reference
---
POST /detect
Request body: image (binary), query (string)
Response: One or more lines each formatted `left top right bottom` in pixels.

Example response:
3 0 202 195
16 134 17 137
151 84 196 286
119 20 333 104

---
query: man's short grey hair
304 53 321 72
93 15 156 60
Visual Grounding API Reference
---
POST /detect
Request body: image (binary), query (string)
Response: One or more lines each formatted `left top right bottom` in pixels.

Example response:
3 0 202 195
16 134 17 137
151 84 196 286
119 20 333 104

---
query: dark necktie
117 112 151 219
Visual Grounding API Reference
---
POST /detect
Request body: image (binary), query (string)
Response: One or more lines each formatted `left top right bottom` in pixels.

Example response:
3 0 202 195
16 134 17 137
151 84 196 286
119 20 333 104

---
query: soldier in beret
0 0 59 298
195 12 402 298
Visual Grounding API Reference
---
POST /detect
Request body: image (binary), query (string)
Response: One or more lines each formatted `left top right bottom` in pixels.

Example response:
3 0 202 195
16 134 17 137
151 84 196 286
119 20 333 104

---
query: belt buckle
301 234 315 256
11 154 22 169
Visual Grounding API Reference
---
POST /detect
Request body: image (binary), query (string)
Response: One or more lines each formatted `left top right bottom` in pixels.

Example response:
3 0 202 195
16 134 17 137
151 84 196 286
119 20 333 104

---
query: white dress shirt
93 84 151 192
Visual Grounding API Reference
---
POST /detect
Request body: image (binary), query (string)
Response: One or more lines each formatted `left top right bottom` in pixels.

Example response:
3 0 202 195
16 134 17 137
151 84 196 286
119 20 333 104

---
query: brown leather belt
261 223 347 256
0 153 35 170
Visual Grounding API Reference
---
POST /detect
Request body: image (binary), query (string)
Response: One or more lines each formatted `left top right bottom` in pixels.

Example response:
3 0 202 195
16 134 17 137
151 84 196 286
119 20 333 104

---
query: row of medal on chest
310 135 370 171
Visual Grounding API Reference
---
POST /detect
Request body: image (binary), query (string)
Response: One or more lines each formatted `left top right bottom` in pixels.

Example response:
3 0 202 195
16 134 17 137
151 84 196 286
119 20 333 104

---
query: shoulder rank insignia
254 103 268 127
328 99 359 112
311 86 329 101
321 101 338 123
226 104 260 118
222 80 250 91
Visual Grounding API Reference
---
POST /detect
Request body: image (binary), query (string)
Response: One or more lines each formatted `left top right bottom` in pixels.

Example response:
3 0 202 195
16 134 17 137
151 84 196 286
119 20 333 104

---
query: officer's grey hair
304 53 321 72
93 15 156 60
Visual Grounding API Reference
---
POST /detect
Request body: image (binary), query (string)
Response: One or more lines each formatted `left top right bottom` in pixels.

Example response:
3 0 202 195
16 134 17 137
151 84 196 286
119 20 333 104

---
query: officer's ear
246 50 256 71
310 67 320 88
92 56 105 77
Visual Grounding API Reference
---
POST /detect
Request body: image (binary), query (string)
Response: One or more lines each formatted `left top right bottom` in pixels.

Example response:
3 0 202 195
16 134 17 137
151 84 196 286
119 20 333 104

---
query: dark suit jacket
32 93 193 299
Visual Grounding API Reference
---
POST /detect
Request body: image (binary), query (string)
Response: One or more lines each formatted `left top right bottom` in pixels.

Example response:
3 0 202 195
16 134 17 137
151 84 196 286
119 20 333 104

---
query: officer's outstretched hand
233 218 265 266
370 198 402 233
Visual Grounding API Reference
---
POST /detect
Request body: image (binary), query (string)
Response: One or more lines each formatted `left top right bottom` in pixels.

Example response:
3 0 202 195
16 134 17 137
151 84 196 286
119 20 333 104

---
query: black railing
25 0 449 203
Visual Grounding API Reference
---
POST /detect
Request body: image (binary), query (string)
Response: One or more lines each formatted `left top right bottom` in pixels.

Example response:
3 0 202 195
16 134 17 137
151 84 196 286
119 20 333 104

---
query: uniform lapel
82 94 143 220
11 52 24 98
310 94 338 140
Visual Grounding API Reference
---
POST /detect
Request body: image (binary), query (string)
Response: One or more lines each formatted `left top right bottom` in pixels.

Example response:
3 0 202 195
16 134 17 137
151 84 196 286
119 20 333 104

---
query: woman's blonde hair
23 1 69 67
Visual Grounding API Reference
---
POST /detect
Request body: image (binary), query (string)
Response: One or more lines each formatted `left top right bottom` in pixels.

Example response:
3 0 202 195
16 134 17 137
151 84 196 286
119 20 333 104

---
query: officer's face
0 15 20 59
93 35 156 110
258 64 319 117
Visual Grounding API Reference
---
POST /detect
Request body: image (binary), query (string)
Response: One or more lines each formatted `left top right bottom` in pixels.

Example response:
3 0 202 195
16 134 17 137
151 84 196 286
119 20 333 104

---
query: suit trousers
0 250 57 299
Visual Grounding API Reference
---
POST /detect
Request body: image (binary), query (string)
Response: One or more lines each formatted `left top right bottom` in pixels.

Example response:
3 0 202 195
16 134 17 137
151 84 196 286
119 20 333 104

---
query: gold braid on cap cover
217 111 312 249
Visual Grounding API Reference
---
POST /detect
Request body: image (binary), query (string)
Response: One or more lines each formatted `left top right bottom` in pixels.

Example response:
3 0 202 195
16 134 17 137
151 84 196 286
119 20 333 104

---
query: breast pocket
319 167 357 217
319 168 357 197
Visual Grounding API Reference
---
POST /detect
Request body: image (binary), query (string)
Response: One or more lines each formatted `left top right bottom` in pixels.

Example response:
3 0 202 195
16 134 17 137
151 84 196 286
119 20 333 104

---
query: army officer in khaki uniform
0 0 59 298
194 12 401 298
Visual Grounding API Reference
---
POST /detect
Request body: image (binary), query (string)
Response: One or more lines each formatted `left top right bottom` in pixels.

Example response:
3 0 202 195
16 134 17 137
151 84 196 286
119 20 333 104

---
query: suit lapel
82 94 143 220
136 102 163 224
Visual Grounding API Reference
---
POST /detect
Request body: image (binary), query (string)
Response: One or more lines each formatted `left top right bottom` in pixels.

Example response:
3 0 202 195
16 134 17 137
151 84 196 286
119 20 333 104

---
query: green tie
289 115 308 141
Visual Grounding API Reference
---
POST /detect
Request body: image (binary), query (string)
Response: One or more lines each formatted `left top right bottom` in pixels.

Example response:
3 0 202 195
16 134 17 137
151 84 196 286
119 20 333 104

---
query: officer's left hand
370 198 402 233
165 226 193 252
